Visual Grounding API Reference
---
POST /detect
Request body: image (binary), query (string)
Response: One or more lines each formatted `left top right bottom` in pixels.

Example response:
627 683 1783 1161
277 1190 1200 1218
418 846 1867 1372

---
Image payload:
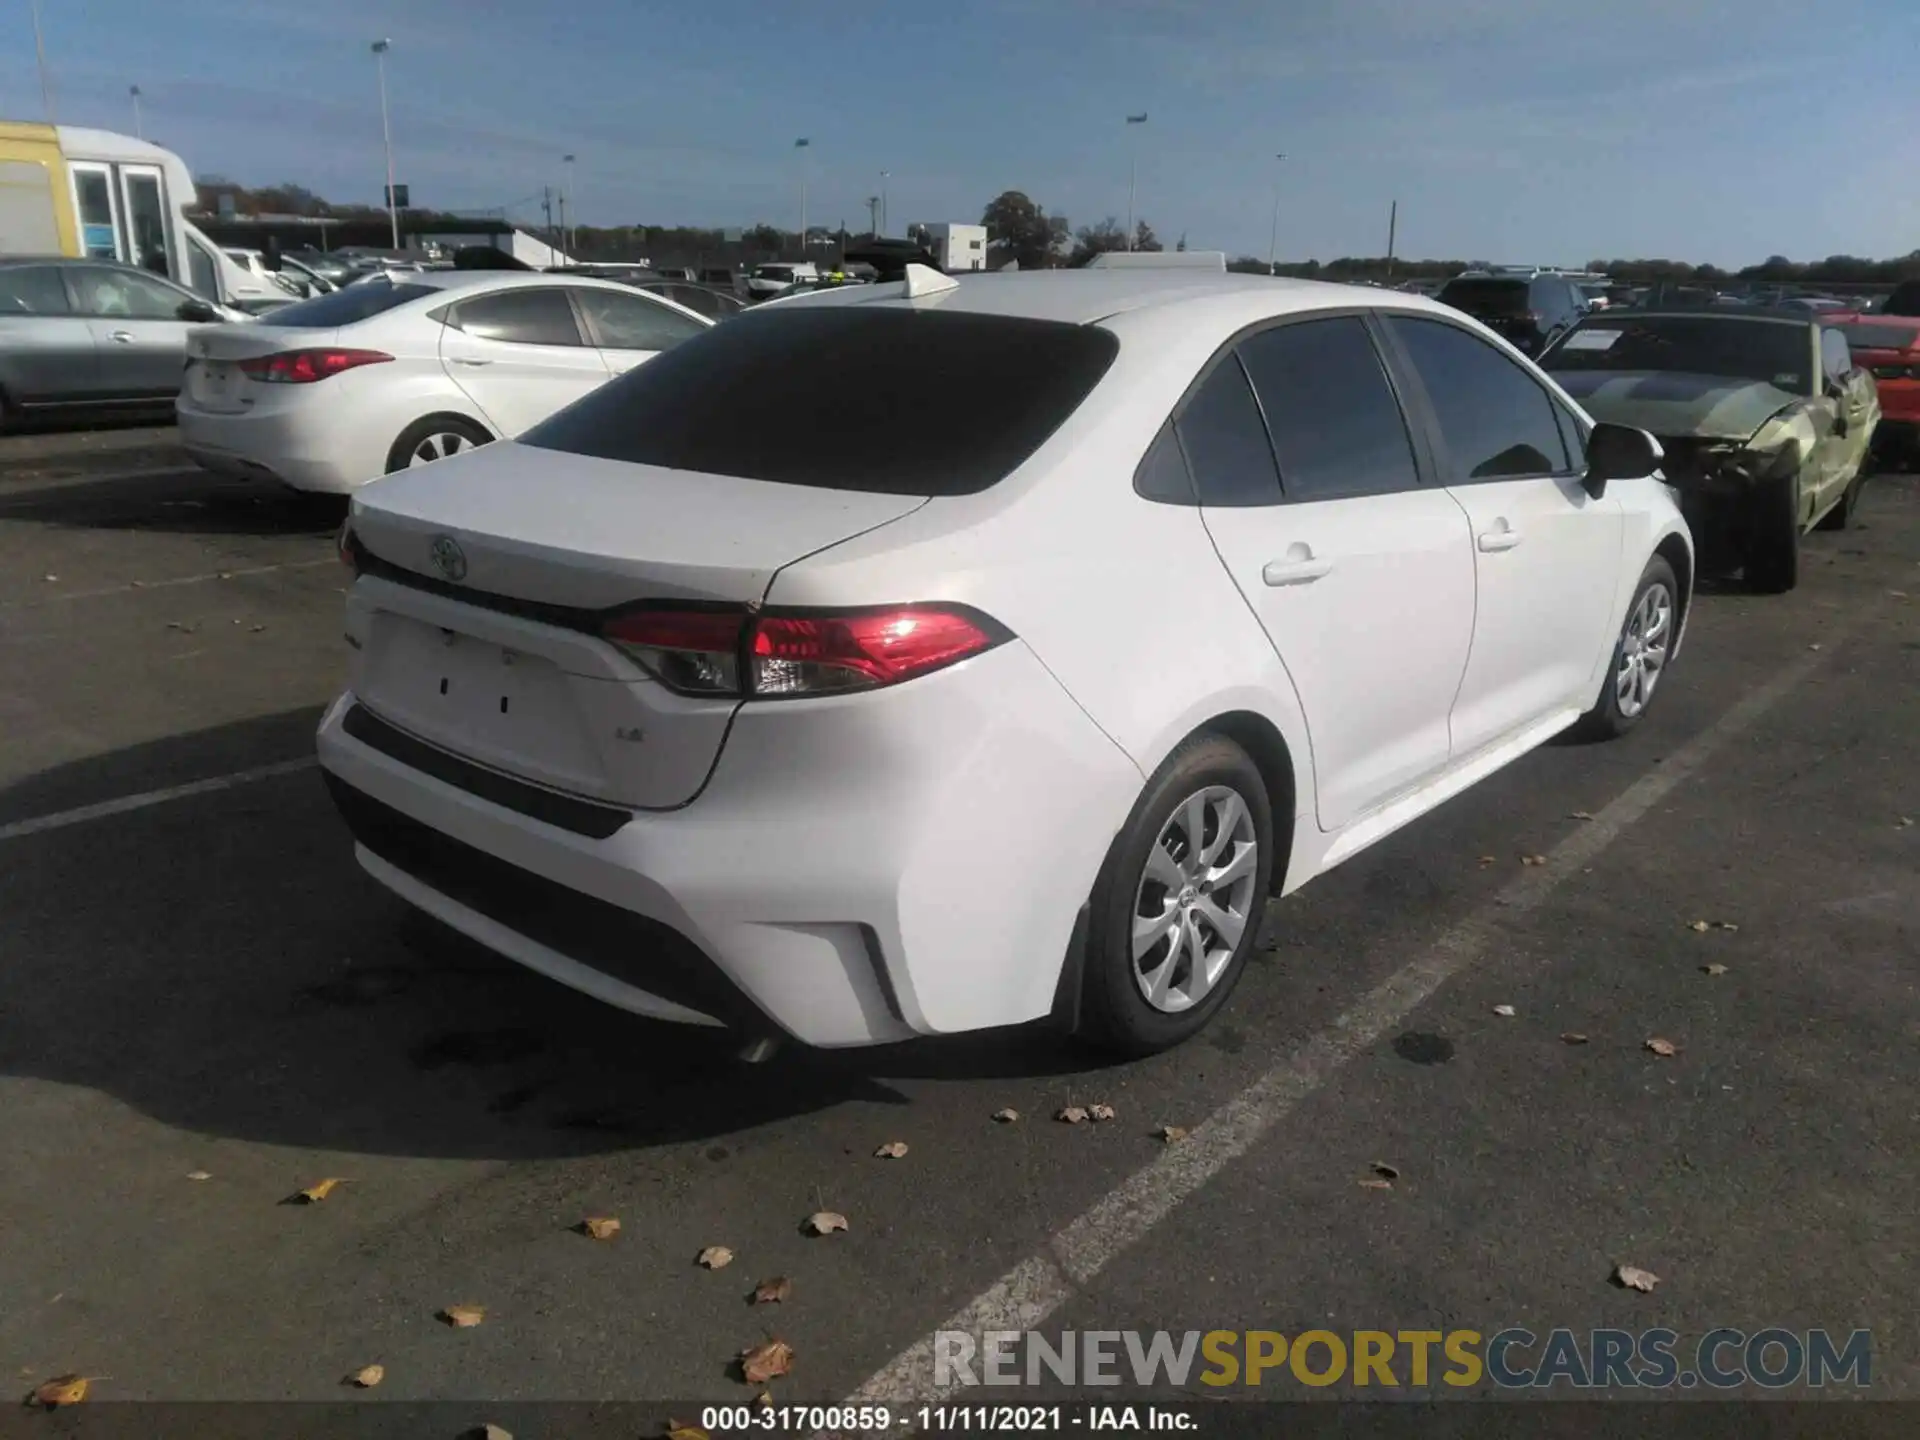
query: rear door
1818 326 1874 502
1380 313 1624 757
1184 314 1477 832
436 287 612 436
570 284 709 376
63 265 201 399
0 264 98 401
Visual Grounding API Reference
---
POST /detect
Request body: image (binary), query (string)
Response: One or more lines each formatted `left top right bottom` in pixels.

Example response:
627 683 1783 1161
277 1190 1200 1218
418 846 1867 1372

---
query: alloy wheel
1130 785 1259 1013
1615 581 1672 718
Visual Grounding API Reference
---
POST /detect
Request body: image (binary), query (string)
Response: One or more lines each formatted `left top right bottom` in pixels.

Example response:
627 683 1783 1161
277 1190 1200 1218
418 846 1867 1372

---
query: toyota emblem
428 535 468 582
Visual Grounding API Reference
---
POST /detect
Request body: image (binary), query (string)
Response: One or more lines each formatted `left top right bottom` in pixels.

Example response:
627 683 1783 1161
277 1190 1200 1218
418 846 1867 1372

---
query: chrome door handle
450 357 492 367
1262 556 1334 586
109 330 136 343
1477 526 1523 552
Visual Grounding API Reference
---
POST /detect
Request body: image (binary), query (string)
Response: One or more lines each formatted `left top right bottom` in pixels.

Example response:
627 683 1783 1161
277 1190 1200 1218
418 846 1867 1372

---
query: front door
117 165 176 282
437 286 612 437
63 264 199 399
1181 315 1477 832
1380 314 1625 757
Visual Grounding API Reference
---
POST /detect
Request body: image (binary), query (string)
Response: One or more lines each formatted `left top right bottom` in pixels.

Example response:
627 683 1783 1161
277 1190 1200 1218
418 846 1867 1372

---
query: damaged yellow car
1540 308 1878 592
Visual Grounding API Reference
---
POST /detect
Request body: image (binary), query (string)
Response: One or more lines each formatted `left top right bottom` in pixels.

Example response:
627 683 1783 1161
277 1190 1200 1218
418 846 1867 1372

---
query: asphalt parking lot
0 427 1915 1429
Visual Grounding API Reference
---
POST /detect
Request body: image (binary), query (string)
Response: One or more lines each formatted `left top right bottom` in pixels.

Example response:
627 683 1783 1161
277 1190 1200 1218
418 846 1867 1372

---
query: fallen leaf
665 1424 710 1440
249 624 267 634
1520 854 1546 866
1715 921 1739 932
1155 1125 1188 1143
1899 817 1914 829
1687 920 1711 933
1701 963 1729 977
1056 1106 1089 1124
289 1177 348 1203
1358 1178 1394 1191
42 574 57 583
805 1211 847 1236
1569 811 1594 821
1645 1037 1679 1058
185 1170 212 1181
991 1107 1020 1123
1370 1161 1400 1180
577 1216 620 1241
1089 1103 1116 1122
739 1339 795 1385
873 1141 909 1159
28 1374 89 1408
466 1426 512 1440
752 1276 792 1305
217 571 234 580
440 1304 486 1328
348 1364 384 1389
1561 1032 1589 1045
1614 1263 1660 1292
1492 1004 1516 1018
1891 590 1910 599
1808 643 1822 651
756 1392 774 1408
698 1245 735 1270
1477 855 1496 867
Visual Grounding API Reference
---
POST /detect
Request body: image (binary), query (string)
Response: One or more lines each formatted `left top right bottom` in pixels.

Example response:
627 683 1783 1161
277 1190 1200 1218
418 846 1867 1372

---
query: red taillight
602 604 1006 698
239 348 393 384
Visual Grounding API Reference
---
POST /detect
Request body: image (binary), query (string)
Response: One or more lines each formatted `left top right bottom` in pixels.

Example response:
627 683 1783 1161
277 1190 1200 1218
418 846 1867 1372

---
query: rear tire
1569 555 1679 742
1078 735 1274 1057
1744 469 1801 594
385 415 492 474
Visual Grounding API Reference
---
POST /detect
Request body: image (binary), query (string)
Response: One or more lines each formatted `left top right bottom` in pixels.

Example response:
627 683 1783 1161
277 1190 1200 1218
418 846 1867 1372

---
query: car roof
373 269 640 297
759 269 1462 328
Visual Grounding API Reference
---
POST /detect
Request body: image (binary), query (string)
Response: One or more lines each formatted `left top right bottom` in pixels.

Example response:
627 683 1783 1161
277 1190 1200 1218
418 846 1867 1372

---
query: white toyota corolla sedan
318 266 1693 1055
176 271 711 494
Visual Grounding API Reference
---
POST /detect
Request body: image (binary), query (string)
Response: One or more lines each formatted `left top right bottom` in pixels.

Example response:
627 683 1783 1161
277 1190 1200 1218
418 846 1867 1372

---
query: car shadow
0 467 346 537
0 708 1099 1165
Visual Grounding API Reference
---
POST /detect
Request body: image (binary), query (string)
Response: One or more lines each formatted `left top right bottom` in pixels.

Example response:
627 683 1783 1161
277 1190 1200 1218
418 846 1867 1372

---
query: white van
746 261 819 300
0 120 294 314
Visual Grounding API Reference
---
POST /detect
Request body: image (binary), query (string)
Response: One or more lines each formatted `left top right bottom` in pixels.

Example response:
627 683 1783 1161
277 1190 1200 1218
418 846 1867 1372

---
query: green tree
981 190 1066 270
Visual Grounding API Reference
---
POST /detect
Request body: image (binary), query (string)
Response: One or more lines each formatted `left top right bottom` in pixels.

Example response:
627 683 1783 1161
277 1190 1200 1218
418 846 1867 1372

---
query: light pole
371 39 400 252
31 0 54 122
866 195 880 237
795 138 810 259
562 154 576 256
879 170 890 236
129 85 144 139
1124 113 1147 250
1267 152 1287 275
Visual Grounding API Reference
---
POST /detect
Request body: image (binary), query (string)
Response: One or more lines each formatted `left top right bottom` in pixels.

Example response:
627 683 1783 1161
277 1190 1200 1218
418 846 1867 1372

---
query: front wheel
1814 471 1864 531
1744 469 1802 593
1569 555 1679 742
1078 736 1275 1057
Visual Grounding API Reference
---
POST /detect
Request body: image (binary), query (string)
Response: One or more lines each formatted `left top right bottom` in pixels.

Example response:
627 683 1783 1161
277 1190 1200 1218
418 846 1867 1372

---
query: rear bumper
177 399 370 494
316 643 1142 1048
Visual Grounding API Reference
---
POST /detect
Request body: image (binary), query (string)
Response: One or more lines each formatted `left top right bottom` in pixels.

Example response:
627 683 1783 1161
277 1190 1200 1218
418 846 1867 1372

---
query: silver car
0 257 242 427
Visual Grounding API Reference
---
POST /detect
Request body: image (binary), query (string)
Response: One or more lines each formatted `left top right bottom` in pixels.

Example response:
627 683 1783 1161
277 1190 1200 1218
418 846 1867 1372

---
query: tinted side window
1820 328 1850 382
1173 356 1281 506
1551 399 1587 468
452 288 584 346
1386 316 1570 481
574 287 706 351
0 265 72 315
1236 316 1419 501
67 266 189 320
1133 420 1195 504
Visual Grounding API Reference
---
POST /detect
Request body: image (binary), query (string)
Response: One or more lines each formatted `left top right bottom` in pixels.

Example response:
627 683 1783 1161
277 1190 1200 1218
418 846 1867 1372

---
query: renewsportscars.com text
934 1328 1873 1391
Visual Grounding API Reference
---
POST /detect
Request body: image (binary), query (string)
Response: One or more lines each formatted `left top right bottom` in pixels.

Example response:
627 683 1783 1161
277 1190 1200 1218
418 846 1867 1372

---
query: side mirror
177 299 219 323
1583 422 1662 499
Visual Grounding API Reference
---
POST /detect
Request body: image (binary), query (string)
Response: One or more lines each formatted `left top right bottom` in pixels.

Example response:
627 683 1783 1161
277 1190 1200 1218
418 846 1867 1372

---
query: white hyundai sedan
318 267 1693 1055
176 271 711 494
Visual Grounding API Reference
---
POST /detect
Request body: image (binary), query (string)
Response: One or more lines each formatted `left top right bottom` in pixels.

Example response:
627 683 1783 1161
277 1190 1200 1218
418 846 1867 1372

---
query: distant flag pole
795 137 811 259
1125 114 1148 251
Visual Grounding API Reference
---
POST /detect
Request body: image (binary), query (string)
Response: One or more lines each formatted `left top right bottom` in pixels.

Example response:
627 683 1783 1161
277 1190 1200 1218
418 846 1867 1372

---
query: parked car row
316 263 1701 1057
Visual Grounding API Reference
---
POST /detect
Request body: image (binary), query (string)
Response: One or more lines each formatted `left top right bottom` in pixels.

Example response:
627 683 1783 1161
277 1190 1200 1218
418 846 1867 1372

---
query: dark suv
1435 271 1586 356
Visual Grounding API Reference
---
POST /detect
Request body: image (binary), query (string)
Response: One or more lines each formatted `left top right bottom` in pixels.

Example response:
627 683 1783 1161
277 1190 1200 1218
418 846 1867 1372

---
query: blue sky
8 0 1915 265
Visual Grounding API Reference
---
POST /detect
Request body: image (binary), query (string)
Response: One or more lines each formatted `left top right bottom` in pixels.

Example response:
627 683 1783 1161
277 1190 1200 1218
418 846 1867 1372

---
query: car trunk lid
343 441 927 809
184 323 340 412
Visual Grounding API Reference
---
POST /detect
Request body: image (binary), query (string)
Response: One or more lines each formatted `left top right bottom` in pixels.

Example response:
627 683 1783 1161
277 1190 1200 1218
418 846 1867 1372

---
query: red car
1827 314 1920 467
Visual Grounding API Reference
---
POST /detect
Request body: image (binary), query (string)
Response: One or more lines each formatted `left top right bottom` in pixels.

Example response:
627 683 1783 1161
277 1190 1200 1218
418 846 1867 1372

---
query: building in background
914 222 987 272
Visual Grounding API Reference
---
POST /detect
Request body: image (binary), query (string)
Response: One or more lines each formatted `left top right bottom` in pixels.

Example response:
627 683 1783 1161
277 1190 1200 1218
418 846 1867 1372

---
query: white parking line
835 635 1846 1413
0 757 318 844
1 558 338 609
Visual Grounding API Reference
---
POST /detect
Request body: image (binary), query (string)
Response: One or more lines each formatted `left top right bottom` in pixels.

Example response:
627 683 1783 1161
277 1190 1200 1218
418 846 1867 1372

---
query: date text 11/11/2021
699 1404 1194 1432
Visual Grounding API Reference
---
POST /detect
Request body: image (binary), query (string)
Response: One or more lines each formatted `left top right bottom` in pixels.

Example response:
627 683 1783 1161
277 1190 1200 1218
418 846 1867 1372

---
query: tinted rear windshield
521 307 1120 496
258 281 436 327
1541 316 1810 390
1437 278 1530 315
